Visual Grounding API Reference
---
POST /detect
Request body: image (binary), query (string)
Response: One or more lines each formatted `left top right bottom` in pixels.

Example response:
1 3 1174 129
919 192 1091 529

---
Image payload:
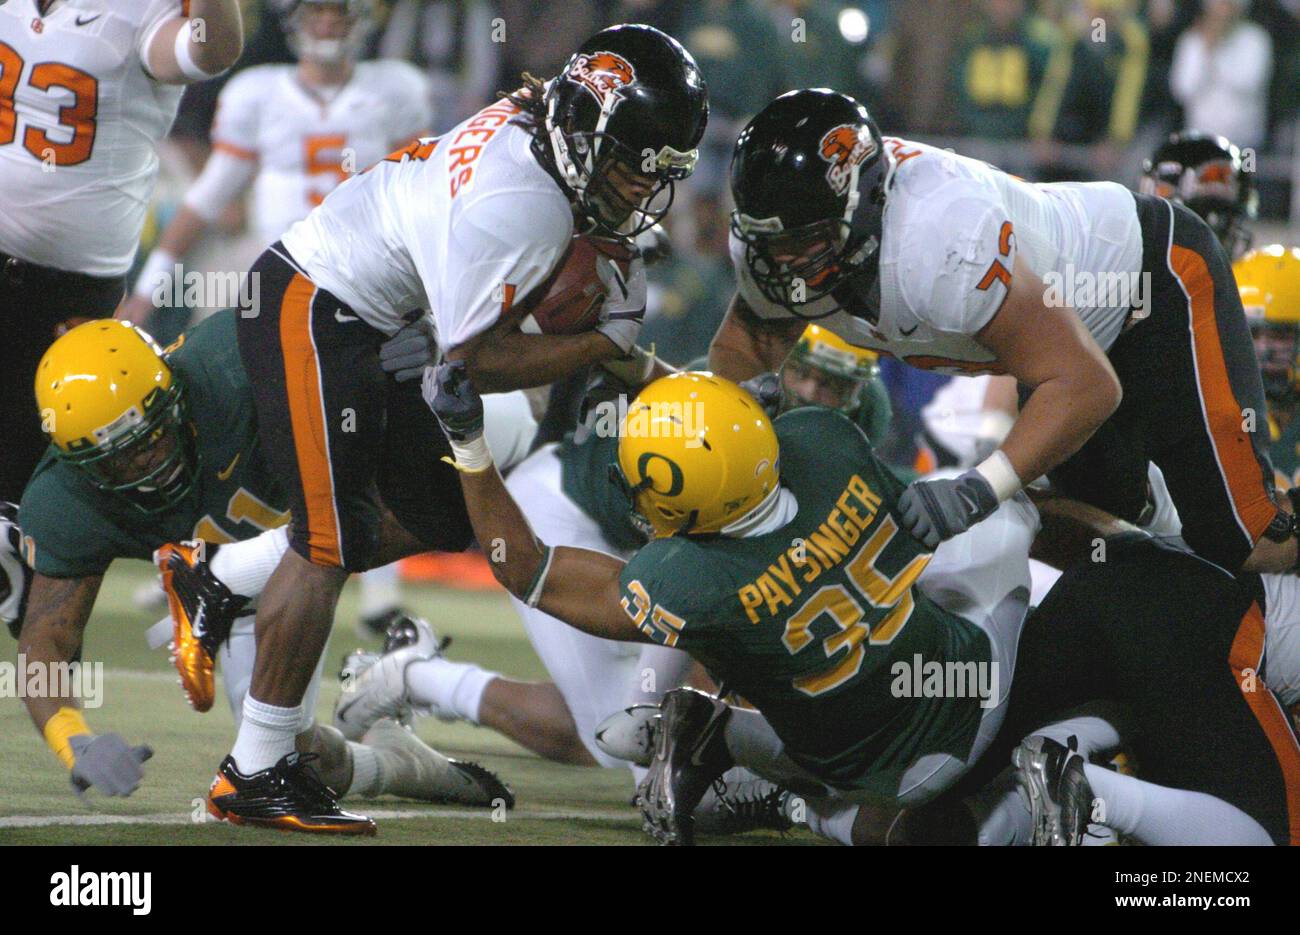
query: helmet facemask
61 381 199 515
1251 320 1300 410
286 0 371 66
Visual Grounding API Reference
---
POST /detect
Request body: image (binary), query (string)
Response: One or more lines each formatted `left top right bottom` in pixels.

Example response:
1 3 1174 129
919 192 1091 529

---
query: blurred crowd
148 0 1300 459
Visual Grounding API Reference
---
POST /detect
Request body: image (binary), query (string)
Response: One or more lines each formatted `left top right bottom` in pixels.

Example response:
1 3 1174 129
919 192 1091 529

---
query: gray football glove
379 314 436 382
69 733 153 799
738 372 783 418
424 360 485 443
897 470 999 549
594 255 647 355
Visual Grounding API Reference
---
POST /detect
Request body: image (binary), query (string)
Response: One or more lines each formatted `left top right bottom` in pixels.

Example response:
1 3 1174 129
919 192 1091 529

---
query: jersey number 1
0 41 98 167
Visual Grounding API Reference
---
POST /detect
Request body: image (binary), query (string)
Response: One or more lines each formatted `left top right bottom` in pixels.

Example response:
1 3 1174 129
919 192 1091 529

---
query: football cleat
156 541 250 712
635 688 735 846
334 614 442 739
361 718 515 808
1013 734 1093 846
207 752 376 835
594 704 660 767
696 768 794 837
0 502 32 639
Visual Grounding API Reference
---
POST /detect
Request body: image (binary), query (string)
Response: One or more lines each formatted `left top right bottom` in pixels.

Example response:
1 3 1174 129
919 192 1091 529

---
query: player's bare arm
975 255 1123 485
17 573 101 731
447 321 629 394
144 0 244 84
424 360 646 641
708 292 805 381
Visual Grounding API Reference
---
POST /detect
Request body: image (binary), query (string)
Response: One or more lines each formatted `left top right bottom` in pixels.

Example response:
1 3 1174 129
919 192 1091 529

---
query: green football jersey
19 310 289 578
557 430 644 553
616 407 991 797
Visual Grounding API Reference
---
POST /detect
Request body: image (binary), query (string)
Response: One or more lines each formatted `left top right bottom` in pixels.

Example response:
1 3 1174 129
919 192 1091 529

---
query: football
519 235 635 335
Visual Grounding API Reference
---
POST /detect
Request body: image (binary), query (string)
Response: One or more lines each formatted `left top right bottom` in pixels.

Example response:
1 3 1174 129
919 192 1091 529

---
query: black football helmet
731 89 891 320
543 24 708 242
1140 131 1257 259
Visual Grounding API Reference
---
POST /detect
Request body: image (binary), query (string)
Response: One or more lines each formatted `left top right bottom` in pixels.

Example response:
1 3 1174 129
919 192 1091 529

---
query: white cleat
360 718 514 807
594 704 660 767
334 616 442 740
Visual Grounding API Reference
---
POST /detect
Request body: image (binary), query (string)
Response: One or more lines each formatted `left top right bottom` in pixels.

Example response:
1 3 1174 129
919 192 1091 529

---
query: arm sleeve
135 0 186 72
207 71 262 161
896 191 1015 335
421 190 572 350
181 147 258 222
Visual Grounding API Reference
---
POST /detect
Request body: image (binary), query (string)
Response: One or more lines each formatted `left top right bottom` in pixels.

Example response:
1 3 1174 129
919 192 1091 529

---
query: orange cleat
207 753 376 835
155 541 249 712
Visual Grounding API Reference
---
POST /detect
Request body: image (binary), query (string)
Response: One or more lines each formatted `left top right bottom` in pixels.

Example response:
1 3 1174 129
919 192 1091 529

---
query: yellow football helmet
1237 245 1300 406
34 320 197 512
783 324 879 413
614 372 780 538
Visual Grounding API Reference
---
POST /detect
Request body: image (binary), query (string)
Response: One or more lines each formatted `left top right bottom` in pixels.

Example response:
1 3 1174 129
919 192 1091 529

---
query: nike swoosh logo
899 324 918 336
217 452 241 481
75 13 101 25
191 602 207 641
335 308 360 323
688 713 723 768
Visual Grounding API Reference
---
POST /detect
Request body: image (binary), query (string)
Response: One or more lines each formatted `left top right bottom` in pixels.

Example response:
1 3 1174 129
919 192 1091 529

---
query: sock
804 799 860 846
210 526 290 599
1032 716 1121 759
404 657 495 724
347 741 384 797
969 774 1033 845
359 563 401 619
230 695 302 774
1083 763 1273 845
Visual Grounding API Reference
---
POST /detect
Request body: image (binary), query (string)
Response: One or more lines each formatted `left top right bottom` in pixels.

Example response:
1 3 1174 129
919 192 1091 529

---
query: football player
214 23 707 834
0 0 243 504
119 0 430 326
780 324 892 445
424 365 1040 845
712 89 1294 577
1242 246 1300 490
116 0 433 636
1139 130 1258 260
7 315 516 811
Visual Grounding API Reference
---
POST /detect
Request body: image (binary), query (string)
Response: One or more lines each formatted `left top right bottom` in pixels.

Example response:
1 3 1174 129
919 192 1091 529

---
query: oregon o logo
636 452 684 497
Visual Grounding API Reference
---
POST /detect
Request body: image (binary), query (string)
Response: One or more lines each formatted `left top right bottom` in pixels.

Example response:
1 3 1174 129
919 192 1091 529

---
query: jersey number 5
0 41 98 167
782 515 930 697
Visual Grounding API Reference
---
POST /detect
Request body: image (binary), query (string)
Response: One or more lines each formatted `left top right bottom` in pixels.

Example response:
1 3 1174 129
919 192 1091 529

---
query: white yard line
0 808 638 829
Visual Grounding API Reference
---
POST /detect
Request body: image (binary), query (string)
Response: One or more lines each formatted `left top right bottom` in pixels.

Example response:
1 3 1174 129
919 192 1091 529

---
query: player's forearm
146 0 244 83
707 295 801 381
156 205 210 262
17 575 100 734
999 368 1119 484
455 466 549 599
456 330 618 393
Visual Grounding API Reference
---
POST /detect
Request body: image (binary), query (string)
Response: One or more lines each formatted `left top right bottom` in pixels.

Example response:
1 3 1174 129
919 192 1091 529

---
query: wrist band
975 449 1021 502
134 248 178 299
441 434 493 473
175 20 227 81
44 707 91 769
524 546 554 608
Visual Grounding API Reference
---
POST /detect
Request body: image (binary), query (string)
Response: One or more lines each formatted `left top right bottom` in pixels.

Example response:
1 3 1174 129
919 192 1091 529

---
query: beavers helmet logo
818 124 876 197
568 52 637 108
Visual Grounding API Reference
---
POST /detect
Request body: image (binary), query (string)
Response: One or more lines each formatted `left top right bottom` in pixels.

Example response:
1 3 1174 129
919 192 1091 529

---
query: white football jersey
280 96 573 345
210 59 432 245
0 0 185 276
734 138 1144 375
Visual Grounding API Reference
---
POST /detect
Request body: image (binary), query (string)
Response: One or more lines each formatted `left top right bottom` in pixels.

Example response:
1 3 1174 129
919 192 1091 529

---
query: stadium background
3 0 1297 845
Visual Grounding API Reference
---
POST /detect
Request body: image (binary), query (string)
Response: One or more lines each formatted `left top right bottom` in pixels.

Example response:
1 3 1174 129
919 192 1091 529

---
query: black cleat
1013 734 1093 846
207 752 376 835
635 688 735 846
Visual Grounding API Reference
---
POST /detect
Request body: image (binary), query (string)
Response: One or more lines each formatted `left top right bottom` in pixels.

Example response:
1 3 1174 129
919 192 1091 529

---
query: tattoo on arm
18 574 102 661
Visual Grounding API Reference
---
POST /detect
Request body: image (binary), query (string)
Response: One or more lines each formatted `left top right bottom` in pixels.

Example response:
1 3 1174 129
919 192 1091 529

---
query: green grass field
0 561 811 846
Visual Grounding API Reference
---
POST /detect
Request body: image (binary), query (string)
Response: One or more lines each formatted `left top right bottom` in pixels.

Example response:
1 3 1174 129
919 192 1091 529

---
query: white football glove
594 254 646 355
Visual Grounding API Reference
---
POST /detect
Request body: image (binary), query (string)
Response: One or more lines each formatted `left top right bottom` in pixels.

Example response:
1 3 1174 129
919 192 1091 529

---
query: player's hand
738 372 783 418
595 255 647 355
68 733 153 799
380 314 435 382
897 471 999 549
424 361 485 443
634 223 673 267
